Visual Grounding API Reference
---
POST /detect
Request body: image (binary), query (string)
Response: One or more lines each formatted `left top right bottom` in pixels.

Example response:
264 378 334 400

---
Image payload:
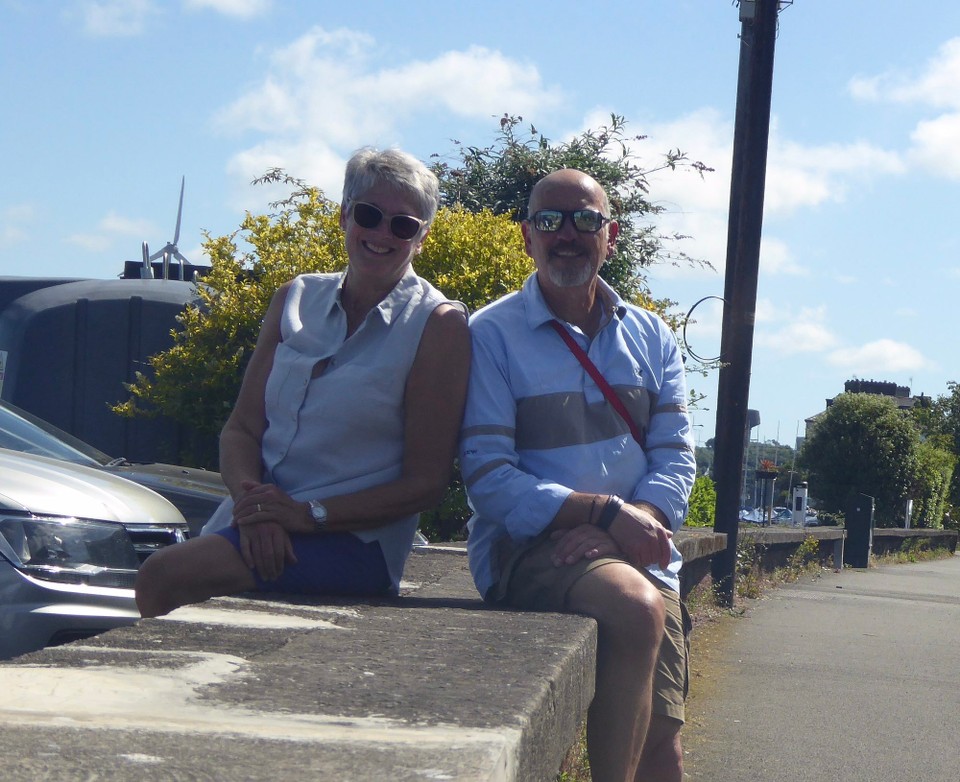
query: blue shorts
216 527 393 596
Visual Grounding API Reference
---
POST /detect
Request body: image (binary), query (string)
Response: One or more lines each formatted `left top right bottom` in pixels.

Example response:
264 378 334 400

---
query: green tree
686 475 717 528
907 440 954 529
799 393 919 527
911 381 960 512
430 113 712 314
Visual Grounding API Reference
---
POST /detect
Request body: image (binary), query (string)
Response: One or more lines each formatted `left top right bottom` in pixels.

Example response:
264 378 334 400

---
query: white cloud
66 232 113 252
1 203 35 248
764 134 905 215
909 111 960 178
225 140 345 212
373 47 561 120
755 305 839 354
99 212 154 236
76 0 159 37
634 108 733 213
4 204 35 222
760 236 806 276
826 339 932 374
183 0 270 18
642 111 902 218
0 225 26 247
849 37 960 110
614 109 899 284
213 27 563 201
849 38 960 179
65 211 156 252
215 29 563 133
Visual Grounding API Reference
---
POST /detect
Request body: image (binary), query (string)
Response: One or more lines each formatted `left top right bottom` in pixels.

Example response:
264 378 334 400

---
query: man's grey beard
545 259 594 288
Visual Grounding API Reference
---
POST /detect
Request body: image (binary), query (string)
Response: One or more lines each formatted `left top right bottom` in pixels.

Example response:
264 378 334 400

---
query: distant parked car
739 507 765 524
0 448 189 659
0 400 227 536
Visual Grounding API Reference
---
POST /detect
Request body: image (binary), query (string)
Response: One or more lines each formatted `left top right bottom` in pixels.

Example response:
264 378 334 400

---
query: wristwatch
307 500 328 532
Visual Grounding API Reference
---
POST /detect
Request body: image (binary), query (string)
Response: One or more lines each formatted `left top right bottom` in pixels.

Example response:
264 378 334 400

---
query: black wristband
596 495 624 532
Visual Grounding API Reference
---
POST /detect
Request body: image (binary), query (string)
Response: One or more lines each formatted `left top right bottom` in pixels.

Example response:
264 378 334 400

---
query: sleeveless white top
202 267 464 591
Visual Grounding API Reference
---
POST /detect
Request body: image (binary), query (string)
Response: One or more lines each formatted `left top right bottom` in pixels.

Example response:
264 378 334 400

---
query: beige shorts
491 533 691 723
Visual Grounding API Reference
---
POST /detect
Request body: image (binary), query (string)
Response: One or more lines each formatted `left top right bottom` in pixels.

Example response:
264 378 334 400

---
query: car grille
125 523 189 564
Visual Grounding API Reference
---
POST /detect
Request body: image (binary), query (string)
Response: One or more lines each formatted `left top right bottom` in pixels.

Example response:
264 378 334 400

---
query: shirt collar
521 272 627 331
334 265 419 326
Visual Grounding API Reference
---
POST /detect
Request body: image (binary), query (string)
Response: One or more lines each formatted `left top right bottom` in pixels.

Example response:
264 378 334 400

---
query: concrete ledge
0 537 730 781
872 527 958 555
739 524 846 569
675 527 727 597
0 548 595 782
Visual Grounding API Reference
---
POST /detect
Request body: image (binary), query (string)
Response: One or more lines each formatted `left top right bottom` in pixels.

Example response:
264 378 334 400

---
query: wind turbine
141 176 190 280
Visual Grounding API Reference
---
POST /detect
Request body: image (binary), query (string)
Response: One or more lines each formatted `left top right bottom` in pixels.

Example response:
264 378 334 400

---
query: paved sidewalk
685 554 960 781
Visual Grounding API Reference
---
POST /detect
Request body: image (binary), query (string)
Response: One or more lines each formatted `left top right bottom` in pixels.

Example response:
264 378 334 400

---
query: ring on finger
257 503 262 512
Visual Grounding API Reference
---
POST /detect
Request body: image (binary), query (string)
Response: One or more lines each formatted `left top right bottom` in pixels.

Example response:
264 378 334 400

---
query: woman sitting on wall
135 147 470 617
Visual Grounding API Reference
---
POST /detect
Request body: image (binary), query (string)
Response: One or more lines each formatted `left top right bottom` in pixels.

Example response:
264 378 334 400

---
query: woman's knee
135 535 248 618
135 547 176 618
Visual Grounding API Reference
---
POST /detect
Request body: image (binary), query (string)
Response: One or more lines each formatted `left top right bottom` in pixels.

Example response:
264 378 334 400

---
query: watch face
309 501 327 523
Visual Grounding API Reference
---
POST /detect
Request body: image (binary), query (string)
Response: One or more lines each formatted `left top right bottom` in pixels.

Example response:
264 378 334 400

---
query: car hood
111 462 228 500
0 448 186 525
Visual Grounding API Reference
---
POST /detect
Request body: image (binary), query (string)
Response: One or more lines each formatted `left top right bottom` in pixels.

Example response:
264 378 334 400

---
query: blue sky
3 0 959 446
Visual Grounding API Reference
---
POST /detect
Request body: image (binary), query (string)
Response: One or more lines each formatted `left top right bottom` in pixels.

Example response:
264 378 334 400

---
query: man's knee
568 563 666 642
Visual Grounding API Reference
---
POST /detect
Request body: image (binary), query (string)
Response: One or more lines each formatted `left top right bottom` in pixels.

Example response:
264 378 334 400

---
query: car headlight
0 514 140 588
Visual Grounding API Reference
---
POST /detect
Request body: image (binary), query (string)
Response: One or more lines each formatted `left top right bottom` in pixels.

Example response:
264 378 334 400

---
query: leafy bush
417 464 471 542
414 206 532 313
786 535 821 573
686 475 716 527
816 511 844 527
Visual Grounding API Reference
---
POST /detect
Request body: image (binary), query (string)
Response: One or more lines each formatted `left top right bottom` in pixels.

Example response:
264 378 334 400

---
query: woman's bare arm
233 302 471 533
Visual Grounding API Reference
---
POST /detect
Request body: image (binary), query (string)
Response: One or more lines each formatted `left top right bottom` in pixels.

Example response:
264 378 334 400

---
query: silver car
0 399 228 536
0 448 189 659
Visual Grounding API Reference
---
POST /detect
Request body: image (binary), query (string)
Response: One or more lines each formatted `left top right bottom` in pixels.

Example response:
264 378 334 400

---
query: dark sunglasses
529 209 610 233
350 201 426 241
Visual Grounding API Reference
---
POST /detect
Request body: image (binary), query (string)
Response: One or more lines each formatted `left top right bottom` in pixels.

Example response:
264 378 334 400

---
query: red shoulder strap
548 320 645 448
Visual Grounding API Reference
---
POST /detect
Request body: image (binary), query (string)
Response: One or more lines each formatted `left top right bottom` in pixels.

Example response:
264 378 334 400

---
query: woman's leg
135 534 257 618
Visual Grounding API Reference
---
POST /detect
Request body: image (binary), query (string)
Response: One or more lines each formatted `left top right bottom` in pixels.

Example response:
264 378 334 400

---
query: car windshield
0 401 112 467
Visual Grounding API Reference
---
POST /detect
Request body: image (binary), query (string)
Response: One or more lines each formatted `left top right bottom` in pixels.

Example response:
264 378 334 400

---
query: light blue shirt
203 268 462 591
461 273 696 598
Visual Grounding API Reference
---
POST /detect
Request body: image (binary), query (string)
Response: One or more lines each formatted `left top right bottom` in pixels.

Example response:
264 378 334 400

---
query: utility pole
712 0 782 606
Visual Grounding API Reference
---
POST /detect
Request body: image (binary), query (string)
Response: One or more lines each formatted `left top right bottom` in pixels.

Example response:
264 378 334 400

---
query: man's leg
636 577 689 782
135 534 256 618
565 562 666 782
636 714 683 782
